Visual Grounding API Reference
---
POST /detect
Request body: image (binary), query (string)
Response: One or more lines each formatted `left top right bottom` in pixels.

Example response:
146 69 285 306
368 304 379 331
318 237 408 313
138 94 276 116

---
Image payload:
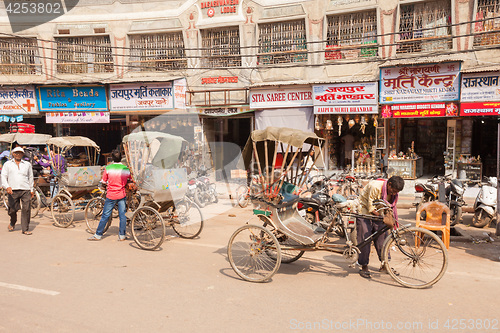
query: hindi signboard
109 82 174 112
313 82 377 114
0 86 38 115
380 62 461 104
461 72 500 102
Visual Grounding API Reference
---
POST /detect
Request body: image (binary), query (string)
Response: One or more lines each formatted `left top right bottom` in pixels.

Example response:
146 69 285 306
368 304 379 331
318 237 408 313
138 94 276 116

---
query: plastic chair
416 201 451 249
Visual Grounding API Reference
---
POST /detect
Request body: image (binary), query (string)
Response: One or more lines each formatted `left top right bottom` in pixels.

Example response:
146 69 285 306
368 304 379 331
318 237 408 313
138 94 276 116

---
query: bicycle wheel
85 197 112 234
51 193 75 228
30 190 41 218
235 185 250 208
262 221 304 263
171 200 204 239
131 206 165 250
1 189 7 209
228 224 281 282
382 227 448 289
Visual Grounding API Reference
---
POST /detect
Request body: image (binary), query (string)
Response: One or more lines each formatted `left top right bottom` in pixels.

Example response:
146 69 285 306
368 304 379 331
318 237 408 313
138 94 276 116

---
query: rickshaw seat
269 206 323 246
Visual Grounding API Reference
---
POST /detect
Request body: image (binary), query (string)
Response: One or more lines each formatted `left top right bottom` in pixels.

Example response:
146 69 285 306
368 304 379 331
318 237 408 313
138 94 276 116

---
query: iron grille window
258 20 307 65
129 32 187 71
326 11 378 60
0 38 41 75
56 36 114 74
474 0 500 46
397 0 452 54
201 27 241 68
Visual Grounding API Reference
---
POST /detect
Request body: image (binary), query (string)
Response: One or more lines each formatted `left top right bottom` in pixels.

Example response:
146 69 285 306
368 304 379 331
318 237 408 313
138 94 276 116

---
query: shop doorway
202 116 252 181
400 118 447 175
472 118 498 177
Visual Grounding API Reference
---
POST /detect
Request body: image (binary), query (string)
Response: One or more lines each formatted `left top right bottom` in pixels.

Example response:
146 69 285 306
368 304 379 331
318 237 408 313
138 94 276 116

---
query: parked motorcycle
472 177 497 228
414 175 466 226
186 165 218 208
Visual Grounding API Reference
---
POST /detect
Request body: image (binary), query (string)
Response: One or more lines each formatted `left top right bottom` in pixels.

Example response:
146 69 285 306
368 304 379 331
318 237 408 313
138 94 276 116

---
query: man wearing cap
1 147 34 235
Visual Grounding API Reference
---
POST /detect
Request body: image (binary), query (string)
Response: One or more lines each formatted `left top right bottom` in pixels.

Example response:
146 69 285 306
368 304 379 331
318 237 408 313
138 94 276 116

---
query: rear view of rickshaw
227 127 448 288
121 131 204 250
46 136 102 227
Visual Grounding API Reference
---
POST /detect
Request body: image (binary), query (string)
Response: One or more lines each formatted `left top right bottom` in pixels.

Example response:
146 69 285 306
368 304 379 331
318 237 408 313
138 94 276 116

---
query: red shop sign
381 102 459 118
460 102 500 116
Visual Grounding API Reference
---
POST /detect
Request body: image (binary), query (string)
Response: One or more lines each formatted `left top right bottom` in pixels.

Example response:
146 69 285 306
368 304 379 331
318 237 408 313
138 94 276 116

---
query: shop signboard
174 79 187 109
380 62 461 104
0 86 39 115
250 87 313 109
196 106 252 116
37 85 107 112
109 82 174 111
460 102 500 116
381 102 459 118
313 82 377 114
46 112 110 123
461 72 500 102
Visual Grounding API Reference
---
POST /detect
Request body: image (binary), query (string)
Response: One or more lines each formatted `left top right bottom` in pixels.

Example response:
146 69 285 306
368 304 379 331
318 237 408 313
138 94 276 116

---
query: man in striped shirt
88 150 133 241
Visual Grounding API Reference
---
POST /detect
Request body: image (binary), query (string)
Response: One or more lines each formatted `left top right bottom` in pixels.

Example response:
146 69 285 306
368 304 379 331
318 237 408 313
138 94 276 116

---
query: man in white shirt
1 147 34 235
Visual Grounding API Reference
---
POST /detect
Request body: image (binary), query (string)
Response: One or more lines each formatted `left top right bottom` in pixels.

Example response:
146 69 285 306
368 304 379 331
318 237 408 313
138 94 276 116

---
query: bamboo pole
252 141 266 193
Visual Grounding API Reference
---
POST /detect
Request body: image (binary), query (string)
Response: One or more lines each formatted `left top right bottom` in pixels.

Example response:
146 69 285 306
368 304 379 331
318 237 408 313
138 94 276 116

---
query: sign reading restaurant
380 62 461 103
0 85 38 115
37 85 107 112
250 87 313 109
313 82 378 114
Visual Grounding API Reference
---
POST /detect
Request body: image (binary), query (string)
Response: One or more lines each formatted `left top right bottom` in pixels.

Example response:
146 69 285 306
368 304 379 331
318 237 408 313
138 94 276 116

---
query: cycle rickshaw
92 130 203 251
0 132 52 216
227 127 448 288
46 136 102 227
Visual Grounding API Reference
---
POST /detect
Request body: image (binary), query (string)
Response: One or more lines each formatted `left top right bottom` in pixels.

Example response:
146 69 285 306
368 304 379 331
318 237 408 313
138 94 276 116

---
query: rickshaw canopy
0 133 51 145
46 136 100 151
123 131 186 169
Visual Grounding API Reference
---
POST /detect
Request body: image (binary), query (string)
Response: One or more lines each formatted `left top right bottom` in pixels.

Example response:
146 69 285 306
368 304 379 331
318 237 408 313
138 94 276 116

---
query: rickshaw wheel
51 193 75 228
31 191 41 218
1 189 8 209
85 197 112 234
235 185 250 208
131 206 165 250
227 224 281 283
171 200 204 239
261 220 304 263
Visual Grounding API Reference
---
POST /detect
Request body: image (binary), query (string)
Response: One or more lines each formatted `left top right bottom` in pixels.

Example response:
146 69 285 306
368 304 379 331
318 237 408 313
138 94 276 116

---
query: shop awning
0 133 51 145
47 136 100 151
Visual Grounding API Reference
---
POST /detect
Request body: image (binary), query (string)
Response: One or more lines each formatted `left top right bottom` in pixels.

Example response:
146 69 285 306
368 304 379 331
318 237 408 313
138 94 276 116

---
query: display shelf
457 162 482 182
388 157 423 179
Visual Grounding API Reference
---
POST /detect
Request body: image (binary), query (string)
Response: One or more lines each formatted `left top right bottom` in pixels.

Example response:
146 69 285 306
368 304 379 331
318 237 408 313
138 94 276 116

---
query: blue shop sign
37 85 108 112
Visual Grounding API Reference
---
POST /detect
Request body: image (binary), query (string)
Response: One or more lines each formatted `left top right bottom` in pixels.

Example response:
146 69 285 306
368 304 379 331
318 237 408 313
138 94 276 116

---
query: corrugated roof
380 55 466 67
461 65 500 73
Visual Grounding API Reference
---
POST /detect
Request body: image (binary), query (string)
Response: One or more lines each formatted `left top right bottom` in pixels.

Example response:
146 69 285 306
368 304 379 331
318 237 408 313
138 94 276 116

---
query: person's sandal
379 266 399 276
22 231 32 235
7 225 14 231
359 270 371 279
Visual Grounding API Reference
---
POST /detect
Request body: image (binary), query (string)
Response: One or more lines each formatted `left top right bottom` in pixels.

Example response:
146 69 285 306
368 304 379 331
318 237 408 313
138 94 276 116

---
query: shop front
459 71 500 178
380 62 461 179
312 82 380 172
0 85 46 135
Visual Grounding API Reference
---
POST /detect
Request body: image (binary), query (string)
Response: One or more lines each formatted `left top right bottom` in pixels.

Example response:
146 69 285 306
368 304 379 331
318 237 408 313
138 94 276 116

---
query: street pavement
0 194 499 333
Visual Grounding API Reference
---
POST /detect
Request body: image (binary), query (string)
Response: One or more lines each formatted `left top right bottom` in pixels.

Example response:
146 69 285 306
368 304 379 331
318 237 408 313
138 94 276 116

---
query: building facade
0 0 499 177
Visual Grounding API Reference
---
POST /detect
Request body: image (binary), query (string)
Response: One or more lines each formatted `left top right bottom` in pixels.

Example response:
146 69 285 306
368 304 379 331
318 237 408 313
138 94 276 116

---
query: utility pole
497 118 500 236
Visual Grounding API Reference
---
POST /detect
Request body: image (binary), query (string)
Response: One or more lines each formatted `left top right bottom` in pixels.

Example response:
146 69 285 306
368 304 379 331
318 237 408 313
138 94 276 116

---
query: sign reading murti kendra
313 82 378 114
380 62 461 103
0 85 38 115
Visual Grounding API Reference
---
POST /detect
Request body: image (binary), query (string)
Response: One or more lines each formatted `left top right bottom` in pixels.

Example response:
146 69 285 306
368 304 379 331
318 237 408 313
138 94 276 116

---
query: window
0 38 41 75
474 0 500 46
258 20 307 65
56 36 114 74
397 0 452 54
326 11 378 60
201 27 241 68
129 32 186 72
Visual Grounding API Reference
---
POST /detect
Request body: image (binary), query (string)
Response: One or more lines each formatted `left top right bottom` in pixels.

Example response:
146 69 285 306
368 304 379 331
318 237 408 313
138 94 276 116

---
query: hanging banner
46 112 110 124
461 72 500 102
250 87 313 108
0 86 39 115
460 102 500 116
380 62 461 104
37 85 107 112
109 82 174 111
174 79 187 109
381 102 459 118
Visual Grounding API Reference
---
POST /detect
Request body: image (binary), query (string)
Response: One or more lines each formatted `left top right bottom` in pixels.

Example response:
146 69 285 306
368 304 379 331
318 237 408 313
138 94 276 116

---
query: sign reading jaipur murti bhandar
380 62 461 118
